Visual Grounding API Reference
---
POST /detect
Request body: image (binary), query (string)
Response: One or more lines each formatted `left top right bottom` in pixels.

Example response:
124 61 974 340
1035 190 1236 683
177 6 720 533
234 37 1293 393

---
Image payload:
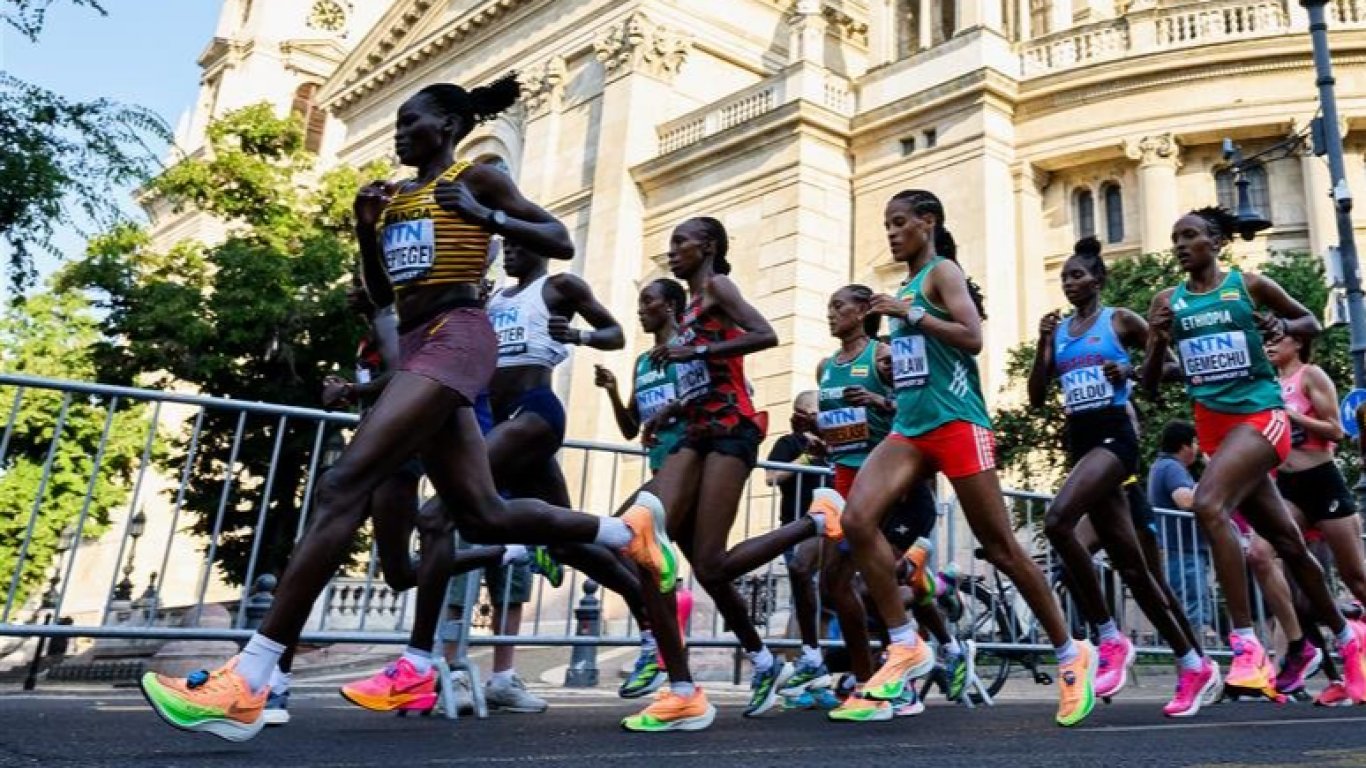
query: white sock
491 669 516 686
1098 620 1122 643
942 637 963 657
1232 626 1257 641
748 647 774 672
800 644 823 666
502 544 529 565
888 622 920 648
1055 639 1079 664
237 634 285 693
401 646 434 675
594 517 633 549
640 630 657 654
1337 624 1355 646
809 513 826 538
671 680 696 698
1179 650 1202 671
268 667 292 693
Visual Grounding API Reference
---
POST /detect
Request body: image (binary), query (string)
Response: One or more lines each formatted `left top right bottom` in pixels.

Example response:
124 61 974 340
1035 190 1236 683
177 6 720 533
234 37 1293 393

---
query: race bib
356 367 373 385
676 359 711 402
382 219 436 285
1059 366 1114 414
1178 331 1251 385
891 335 928 390
488 305 528 357
636 382 678 422
817 406 870 454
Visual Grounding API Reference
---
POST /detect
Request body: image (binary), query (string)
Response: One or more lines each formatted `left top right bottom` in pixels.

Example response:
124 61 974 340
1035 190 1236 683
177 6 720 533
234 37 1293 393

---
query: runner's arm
1295 364 1347 442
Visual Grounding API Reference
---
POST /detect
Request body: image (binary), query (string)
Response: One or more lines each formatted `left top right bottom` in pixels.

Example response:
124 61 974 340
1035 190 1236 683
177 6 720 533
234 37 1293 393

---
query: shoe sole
778 673 833 697
619 671 667 700
1095 642 1137 699
622 703 717 732
139 674 264 743
262 709 291 726
745 664 796 718
829 705 894 723
893 703 926 717
339 687 438 712
948 641 977 702
865 649 937 701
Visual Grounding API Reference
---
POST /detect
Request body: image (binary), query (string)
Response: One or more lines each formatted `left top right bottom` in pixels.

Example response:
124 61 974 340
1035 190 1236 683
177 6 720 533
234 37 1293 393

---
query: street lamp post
112 509 147 603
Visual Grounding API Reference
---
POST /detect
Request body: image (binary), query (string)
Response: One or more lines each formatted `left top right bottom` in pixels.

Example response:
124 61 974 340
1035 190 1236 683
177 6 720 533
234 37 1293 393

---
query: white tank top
487 274 569 369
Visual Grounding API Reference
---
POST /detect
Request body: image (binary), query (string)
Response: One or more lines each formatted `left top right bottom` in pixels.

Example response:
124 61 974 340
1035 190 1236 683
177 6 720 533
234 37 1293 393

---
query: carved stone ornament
593 12 692 82
522 56 568 117
1124 133 1181 167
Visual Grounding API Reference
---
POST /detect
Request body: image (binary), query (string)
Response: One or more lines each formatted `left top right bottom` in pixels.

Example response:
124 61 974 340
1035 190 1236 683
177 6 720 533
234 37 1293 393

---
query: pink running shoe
1163 657 1217 718
1315 680 1352 707
339 658 437 712
1226 633 1275 693
1340 620 1366 703
1094 635 1135 698
1274 643 1323 694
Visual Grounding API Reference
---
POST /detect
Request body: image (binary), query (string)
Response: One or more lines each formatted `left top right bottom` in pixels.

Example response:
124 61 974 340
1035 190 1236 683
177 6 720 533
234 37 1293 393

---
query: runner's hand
1039 310 1061 340
354 181 394 228
593 364 618 391
1148 294 1174 337
1102 361 1132 386
868 293 910 320
322 375 352 409
434 180 491 226
548 315 576 344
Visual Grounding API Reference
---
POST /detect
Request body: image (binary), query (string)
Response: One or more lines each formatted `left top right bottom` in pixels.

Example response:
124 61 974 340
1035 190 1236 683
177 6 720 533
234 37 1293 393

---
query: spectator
1148 420 1211 633
765 391 829 526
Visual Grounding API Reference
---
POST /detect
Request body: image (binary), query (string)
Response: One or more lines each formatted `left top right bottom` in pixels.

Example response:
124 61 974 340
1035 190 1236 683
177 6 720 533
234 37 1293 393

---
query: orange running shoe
862 641 935 701
140 657 268 742
621 688 717 732
1056 640 1098 727
808 489 845 542
620 491 678 593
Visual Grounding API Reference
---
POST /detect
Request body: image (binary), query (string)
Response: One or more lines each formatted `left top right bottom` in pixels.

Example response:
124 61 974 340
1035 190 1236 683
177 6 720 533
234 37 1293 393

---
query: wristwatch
692 345 710 360
487 209 508 232
907 306 927 328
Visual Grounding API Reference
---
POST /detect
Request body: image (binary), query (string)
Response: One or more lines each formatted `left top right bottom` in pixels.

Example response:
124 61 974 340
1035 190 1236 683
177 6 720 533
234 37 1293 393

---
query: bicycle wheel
955 578 1018 702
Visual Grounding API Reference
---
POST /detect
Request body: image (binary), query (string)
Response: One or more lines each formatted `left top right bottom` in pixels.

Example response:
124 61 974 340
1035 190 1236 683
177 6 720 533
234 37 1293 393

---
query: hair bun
1073 236 1102 258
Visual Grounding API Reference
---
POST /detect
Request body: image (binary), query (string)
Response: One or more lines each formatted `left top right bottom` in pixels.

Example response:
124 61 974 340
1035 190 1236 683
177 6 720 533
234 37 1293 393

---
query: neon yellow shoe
1056 640 1098 727
828 695 892 722
140 658 268 742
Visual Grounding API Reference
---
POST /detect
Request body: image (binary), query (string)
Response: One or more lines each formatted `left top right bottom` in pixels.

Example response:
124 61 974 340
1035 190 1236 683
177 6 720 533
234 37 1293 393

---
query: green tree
0 285 150 613
63 104 385 585
993 249 1352 489
0 0 169 293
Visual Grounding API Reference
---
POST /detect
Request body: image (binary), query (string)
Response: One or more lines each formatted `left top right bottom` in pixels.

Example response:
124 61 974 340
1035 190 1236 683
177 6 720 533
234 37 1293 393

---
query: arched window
1215 165 1270 219
291 83 326 154
1075 188 1096 239
1103 183 1124 244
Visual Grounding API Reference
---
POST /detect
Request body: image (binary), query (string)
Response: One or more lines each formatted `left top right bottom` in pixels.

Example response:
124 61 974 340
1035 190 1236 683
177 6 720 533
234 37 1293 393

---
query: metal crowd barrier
0 372 1336 683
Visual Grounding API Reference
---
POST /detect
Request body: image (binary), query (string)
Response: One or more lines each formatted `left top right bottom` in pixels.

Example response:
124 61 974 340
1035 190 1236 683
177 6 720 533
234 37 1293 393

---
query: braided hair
650 277 688 322
691 216 731 275
889 190 987 319
1069 235 1106 286
417 72 521 144
840 284 882 338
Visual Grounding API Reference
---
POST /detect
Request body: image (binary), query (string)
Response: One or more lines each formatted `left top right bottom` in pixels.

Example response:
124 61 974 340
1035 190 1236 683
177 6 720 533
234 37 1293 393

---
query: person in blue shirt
1147 421 1208 634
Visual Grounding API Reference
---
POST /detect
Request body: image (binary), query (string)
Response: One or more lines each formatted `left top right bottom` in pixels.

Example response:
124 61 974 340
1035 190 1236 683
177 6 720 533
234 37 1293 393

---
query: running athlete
1028 236 1212 717
140 76 676 742
796 284 971 722
341 239 658 714
595 277 690 698
839 189 1098 728
619 217 837 732
1141 206 1366 704
1266 331 1366 697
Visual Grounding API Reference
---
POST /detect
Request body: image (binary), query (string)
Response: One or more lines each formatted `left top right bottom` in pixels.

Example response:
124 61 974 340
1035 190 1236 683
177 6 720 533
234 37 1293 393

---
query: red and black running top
675 294 762 438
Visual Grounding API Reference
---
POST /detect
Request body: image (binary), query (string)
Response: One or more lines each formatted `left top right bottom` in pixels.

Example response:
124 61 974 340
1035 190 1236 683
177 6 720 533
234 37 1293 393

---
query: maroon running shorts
398 306 496 405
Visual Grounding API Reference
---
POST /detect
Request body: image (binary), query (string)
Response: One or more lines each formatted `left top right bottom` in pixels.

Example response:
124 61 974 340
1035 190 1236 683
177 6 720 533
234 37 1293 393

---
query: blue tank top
1053 307 1130 415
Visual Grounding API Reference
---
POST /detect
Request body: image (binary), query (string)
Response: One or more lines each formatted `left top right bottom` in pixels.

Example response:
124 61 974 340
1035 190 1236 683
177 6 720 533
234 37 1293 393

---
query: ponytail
890 189 987 319
416 72 521 143
1189 205 1238 245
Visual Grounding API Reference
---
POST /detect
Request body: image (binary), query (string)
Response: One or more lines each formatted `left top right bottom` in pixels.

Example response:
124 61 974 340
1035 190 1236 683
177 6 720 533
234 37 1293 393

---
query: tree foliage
0 0 169 294
993 249 1353 490
0 286 150 613
63 104 387 585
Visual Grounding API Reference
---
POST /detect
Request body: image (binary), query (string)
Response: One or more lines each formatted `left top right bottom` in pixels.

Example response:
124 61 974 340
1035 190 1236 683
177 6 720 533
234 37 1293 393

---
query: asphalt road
2 686 1364 767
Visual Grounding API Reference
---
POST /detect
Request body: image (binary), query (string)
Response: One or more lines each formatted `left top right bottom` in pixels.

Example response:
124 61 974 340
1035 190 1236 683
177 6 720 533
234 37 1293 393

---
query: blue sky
1 0 221 301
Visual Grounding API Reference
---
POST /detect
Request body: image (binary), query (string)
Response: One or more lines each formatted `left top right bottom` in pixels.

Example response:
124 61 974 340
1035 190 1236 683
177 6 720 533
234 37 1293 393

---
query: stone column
1301 151 1336 257
788 0 827 64
1017 0 1032 39
1124 133 1182 254
1052 0 1073 33
919 0 933 49
1015 162 1050 332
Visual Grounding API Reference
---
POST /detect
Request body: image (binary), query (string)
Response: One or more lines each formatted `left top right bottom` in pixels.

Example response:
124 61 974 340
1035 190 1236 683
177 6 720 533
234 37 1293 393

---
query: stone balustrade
1022 17 1130 76
659 82 778 155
